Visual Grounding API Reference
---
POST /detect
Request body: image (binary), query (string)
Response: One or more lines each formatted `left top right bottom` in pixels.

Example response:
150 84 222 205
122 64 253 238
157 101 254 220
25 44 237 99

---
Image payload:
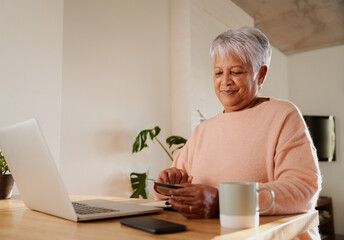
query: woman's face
213 54 264 113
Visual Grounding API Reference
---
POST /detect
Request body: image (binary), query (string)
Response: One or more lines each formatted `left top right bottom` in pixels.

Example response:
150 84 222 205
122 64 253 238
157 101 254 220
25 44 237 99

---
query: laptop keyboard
72 202 119 215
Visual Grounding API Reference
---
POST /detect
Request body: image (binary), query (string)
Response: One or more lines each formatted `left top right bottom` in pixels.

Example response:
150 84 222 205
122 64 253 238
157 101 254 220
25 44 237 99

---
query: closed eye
230 71 246 76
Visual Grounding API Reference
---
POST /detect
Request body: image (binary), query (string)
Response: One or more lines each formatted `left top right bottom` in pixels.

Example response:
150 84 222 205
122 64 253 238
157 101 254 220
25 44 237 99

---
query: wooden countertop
0 195 319 240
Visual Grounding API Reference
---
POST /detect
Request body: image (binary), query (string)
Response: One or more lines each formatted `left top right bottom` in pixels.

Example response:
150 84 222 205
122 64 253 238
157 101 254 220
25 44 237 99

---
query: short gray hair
210 27 272 75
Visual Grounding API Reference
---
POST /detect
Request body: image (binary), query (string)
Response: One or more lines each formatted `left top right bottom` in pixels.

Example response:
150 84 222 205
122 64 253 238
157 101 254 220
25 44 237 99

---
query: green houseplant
0 150 14 199
130 126 187 198
130 110 206 199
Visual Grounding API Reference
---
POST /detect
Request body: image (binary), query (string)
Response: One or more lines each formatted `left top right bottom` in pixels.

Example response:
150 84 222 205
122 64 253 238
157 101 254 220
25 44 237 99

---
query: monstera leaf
130 172 149 199
166 136 187 155
132 126 161 153
132 126 174 162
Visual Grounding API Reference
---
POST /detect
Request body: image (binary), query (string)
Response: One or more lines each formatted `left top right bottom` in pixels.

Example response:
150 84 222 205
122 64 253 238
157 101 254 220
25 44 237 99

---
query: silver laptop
0 119 162 221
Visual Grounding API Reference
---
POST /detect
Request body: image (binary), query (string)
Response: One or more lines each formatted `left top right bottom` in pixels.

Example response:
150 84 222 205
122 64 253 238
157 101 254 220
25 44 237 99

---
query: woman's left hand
168 184 219 219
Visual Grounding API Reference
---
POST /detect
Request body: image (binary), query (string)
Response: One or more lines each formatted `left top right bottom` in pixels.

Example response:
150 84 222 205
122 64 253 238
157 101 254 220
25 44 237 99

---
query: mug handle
257 188 275 213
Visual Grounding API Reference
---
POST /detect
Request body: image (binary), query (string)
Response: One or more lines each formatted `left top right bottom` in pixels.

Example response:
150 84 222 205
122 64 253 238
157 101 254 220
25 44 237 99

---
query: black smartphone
120 216 186 234
154 182 184 196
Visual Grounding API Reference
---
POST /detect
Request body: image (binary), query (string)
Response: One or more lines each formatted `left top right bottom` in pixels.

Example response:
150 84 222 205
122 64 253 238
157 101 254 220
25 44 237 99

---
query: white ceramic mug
219 182 275 228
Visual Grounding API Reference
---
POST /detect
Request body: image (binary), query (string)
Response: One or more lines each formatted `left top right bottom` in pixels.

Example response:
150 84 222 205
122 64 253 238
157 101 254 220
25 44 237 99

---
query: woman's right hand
157 167 193 184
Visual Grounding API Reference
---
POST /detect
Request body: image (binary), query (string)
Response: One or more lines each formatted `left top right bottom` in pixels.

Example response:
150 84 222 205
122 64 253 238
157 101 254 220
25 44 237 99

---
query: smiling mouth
221 90 237 95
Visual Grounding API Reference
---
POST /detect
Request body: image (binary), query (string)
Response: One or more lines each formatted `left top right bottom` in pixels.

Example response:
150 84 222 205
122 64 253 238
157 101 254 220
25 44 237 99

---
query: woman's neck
224 97 268 113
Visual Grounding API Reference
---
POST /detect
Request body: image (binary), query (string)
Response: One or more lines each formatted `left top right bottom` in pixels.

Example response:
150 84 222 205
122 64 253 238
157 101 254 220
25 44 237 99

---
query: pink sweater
173 98 321 213
169 98 321 239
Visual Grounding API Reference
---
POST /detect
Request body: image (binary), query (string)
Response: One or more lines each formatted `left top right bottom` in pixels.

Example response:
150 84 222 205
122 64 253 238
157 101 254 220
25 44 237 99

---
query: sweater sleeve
259 107 322 215
171 140 190 171
153 138 191 200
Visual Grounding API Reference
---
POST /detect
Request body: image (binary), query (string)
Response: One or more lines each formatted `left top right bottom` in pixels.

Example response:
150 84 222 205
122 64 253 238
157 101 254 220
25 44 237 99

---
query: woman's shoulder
190 114 219 135
265 97 300 113
263 98 304 125
266 97 295 107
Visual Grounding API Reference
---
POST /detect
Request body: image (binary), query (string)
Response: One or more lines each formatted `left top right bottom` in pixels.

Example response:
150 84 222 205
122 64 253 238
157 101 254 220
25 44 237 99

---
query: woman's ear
257 66 268 86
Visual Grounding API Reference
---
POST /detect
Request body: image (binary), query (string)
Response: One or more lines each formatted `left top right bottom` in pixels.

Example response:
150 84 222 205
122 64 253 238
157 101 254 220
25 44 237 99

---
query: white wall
60 0 171 197
170 0 191 138
288 45 344 234
0 0 171 198
261 46 288 100
0 0 63 196
0 0 63 163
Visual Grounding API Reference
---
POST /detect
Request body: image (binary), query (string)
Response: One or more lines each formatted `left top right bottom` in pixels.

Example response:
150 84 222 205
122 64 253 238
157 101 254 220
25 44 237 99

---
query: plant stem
154 137 174 162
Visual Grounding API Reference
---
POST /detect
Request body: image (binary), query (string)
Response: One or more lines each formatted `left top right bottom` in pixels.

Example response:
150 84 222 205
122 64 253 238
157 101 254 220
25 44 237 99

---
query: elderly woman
156 27 321 238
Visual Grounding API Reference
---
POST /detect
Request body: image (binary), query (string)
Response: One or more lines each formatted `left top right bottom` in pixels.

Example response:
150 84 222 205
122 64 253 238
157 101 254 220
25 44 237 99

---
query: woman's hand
168 184 219 219
157 167 193 184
